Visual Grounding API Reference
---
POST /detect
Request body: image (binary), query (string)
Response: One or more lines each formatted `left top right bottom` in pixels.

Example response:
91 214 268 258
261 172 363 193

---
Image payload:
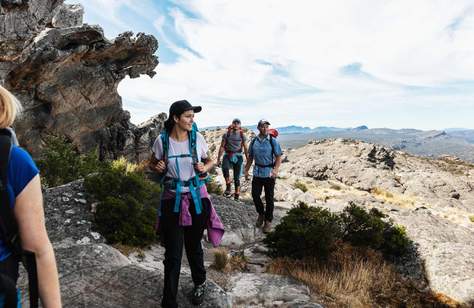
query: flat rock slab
391 211 474 303
228 273 323 308
21 243 231 308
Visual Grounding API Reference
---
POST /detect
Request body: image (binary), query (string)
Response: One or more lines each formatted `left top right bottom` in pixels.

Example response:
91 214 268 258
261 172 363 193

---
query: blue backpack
157 122 209 217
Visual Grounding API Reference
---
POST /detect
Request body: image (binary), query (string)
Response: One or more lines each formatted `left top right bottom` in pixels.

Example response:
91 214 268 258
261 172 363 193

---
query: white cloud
76 0 474 129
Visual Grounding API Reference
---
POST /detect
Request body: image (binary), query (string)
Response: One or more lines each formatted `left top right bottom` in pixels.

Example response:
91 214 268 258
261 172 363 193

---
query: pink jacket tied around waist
157 185 225 247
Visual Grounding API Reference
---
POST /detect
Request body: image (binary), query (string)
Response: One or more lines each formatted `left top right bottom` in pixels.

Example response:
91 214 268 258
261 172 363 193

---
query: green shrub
37 135 102 187
293 180 308 193
84 158 160 247
340 203 386 249
264 202 342 260
266 202 412 261
341 203 411 257
381 225 411 257
95 196 156 246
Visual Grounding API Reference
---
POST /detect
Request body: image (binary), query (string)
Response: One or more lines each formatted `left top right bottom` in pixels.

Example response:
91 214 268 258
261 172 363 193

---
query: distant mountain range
273 126 474 163
202 124 474 162
277 125 369 134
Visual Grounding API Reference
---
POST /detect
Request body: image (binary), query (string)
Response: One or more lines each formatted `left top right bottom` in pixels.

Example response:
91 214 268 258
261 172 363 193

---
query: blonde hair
0 85 22 128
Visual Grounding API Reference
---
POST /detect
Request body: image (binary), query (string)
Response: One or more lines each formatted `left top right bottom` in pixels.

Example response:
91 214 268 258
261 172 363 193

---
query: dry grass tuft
436 157 474 176
267 243 460 308
371 187 416 207
211 248 248 273
211 248 230 271
293 180 308 192
113 244 145 258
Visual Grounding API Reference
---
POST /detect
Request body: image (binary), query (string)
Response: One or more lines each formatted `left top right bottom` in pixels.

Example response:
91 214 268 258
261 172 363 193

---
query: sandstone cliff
0 0 163 161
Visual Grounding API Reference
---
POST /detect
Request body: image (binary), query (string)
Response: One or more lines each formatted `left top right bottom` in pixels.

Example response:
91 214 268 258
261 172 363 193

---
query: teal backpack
157 122 209 217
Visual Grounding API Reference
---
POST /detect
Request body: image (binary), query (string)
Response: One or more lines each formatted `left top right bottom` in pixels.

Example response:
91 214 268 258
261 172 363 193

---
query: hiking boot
234 186 240 201
191 282 206 305
223 184 232 198
263 221 272 233
256 214 264 228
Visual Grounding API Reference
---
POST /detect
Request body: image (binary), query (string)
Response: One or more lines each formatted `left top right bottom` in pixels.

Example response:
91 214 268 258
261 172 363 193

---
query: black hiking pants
159 198 210 308
222 154 243 188
251 176 276 222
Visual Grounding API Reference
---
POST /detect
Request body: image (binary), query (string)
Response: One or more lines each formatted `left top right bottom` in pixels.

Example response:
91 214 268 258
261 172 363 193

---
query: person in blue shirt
244 119 282 233
0 85 61 307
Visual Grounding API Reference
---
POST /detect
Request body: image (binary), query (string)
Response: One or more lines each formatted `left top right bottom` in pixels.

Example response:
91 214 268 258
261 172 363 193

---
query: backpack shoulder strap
190 123 198 164
0 129 40 308
0 129 18 243
269 135 276 157
269 135 276 166
160 131 169 163
249 137 257 155
239 129 245 149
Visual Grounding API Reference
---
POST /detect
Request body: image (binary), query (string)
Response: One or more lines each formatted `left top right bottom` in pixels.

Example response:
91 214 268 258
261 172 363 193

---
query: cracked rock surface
1 0 163 161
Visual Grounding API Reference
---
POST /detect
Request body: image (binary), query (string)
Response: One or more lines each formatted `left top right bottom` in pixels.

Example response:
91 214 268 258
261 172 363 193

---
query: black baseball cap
257 119 270 127
232 118 241 124
169 100 201 117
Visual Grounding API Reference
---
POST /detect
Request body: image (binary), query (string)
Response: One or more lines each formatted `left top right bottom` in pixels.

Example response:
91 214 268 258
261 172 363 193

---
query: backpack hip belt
223 151 243 164
255 162 275 168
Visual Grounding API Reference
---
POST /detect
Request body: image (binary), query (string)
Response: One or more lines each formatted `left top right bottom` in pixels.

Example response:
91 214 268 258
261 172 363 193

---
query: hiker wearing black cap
149 100 224 308
216 118 248 200
244 119 282 233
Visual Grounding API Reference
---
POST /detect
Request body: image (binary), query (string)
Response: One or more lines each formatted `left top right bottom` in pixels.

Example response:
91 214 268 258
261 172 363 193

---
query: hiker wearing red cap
216 118 249 200
244 119 282 233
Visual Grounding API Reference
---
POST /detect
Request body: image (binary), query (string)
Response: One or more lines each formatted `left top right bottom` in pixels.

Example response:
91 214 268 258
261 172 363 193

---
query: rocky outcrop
28 180 322 307
273 138 474 304
201 131 474 304
22 180 233 307
0 0 162 160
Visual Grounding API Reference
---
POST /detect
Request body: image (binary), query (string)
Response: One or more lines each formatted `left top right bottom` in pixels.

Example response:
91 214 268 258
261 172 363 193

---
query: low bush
84 158 160 247
265 202 412 261
341 202 411 257
37 135 103 187
264 202 342 260
340 203 386 249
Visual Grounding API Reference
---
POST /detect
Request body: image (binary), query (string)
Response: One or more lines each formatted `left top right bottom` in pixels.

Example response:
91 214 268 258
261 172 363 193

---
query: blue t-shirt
0 146 39 261
249 135 282 178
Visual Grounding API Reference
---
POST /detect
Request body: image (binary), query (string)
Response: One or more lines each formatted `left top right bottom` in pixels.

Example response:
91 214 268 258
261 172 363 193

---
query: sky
69 0 474 130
